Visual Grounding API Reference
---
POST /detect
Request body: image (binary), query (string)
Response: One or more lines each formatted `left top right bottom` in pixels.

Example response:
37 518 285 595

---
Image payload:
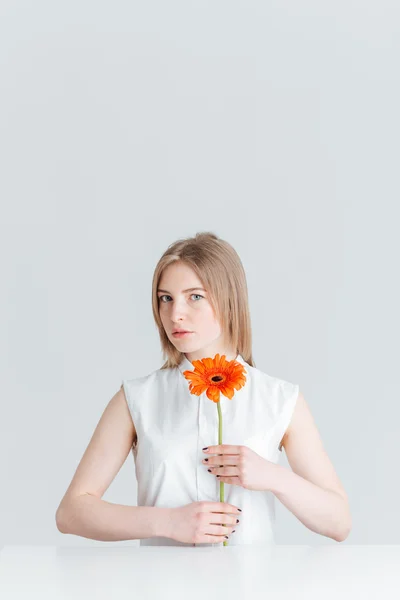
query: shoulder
122 365 178 391
250 365 299 418
121 369 158 399
121 367 183 412
248 363 299 397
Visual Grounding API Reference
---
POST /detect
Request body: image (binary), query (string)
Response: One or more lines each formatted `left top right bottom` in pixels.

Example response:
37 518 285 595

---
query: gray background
1 1 398 548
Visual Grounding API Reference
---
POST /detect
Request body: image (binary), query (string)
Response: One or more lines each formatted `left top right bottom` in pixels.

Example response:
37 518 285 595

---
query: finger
206 502 241 515
208 513 239 526
216 476 240 485
203 457 238 466
203 444 242 456
203 523 236 538
201 533 233 544
208 465 238 476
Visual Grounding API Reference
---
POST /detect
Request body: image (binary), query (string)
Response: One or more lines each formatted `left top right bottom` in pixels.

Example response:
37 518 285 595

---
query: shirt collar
177 352 247 374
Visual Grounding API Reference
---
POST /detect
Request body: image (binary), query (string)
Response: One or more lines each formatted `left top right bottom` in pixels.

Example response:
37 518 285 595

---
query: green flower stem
217 400 227 546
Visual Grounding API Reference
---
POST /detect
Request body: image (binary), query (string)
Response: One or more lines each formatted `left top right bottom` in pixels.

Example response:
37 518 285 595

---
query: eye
158 293 203 303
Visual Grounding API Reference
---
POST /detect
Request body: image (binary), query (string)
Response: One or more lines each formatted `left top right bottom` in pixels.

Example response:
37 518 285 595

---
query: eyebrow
157 287 206 294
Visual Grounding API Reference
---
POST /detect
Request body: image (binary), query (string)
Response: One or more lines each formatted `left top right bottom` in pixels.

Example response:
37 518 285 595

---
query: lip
172 331 193 337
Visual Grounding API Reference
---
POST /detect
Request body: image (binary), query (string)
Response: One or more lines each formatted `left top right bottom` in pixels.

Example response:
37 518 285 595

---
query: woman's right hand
165 501 241 544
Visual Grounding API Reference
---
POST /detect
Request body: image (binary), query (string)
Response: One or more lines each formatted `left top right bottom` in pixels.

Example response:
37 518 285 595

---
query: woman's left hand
202 444 281 492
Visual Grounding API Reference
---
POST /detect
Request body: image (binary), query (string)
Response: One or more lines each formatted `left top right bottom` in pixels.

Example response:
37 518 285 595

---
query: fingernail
238 508 242 512
202 447 208 451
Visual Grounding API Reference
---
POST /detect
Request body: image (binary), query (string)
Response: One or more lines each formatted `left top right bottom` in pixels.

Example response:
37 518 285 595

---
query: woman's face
157 262 231 361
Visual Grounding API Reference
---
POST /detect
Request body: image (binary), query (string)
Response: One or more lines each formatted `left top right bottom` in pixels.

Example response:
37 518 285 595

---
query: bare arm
56 492 171 541
271 467 350 542
55 386 171 541
274 391 352 542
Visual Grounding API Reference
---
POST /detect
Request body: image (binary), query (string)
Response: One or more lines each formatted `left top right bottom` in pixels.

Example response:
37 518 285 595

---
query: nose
170 299 188 323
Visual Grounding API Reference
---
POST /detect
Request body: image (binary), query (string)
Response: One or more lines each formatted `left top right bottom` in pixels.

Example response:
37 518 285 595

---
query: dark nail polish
232 530 236 533
238 508 242 512
202 447 208 450
208 469 211 472
224 536 229 539
204 458 208 462
236 519 239 523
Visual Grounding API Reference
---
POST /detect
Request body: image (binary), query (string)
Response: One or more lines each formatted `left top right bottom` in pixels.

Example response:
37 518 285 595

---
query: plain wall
1 0 399 548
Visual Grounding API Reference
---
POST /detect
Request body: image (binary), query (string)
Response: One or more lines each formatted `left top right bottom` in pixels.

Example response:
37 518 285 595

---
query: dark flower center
211 375 223 382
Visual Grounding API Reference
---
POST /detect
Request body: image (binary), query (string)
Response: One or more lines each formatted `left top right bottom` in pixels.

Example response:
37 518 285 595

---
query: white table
1 544 399 599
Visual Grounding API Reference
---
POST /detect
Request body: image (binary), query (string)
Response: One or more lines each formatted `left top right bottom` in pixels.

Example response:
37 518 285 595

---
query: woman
55 231 351 546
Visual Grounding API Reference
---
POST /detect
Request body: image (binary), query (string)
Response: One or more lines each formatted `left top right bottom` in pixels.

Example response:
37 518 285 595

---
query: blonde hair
151 231 256 370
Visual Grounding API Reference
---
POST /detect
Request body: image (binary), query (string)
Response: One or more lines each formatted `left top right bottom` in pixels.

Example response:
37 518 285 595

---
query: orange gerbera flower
182 352 247 546
182 353 247 403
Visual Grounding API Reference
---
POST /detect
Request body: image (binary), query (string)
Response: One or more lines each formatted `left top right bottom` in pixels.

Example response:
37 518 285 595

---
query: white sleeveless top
121 354 299 547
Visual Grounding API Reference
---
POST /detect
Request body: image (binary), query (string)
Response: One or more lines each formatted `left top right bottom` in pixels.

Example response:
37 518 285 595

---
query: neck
184 349 238 363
